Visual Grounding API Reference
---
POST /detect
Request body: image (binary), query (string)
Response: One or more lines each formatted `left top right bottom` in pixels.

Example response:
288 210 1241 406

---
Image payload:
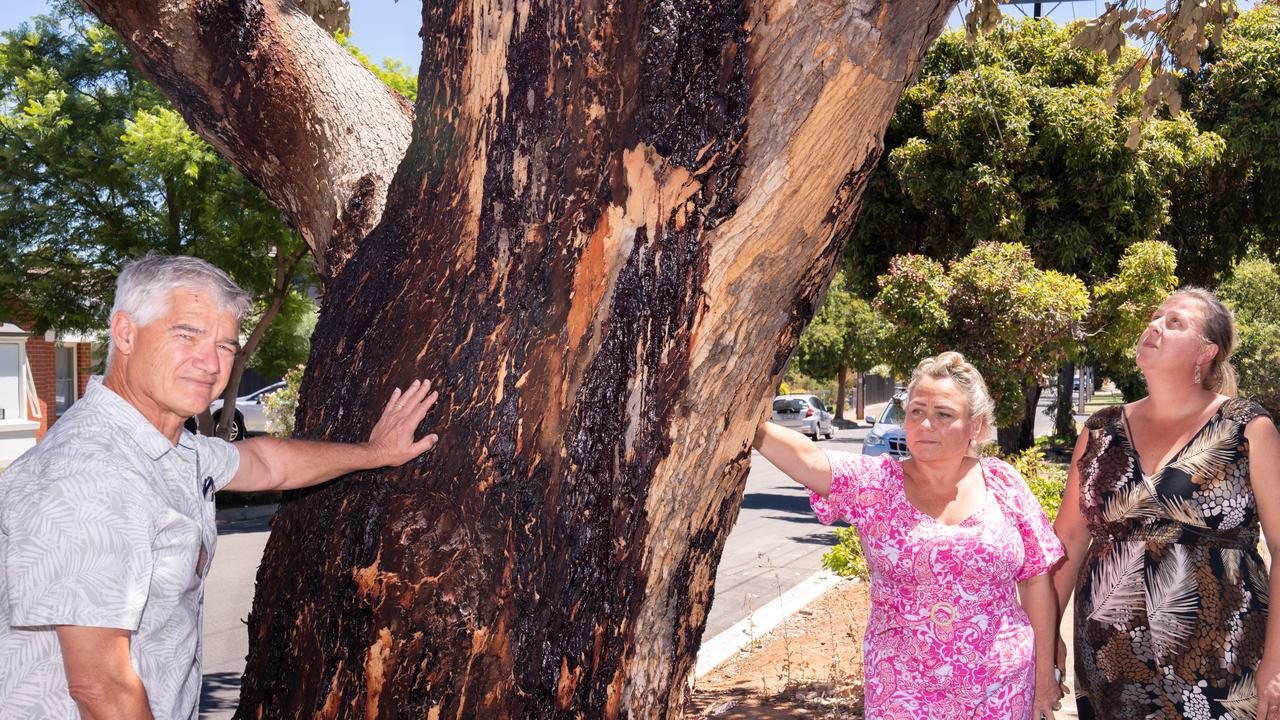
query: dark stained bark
85 0 956 716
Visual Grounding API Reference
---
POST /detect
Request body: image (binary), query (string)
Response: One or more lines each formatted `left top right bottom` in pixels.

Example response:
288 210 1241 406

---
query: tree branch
215 242 309 439
79 0 413 279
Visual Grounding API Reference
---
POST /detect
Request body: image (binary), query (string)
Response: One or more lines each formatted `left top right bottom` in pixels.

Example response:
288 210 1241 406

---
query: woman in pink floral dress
755 352 1065 719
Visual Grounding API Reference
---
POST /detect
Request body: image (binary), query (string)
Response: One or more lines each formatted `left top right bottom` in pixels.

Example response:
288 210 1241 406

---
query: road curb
694 569 849 678
215 503 278 524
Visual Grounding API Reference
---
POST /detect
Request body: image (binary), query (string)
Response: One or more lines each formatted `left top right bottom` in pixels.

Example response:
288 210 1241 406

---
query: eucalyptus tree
75 0 1239 714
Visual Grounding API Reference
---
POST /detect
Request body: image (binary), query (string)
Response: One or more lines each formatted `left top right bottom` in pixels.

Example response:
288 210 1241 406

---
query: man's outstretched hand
366 379 439 467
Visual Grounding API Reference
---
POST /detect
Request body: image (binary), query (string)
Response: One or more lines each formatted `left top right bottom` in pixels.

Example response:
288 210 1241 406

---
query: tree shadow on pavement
788 533 838 546
688 684 864 719
200 671 240 714
215 516 273 536
740 493 814 516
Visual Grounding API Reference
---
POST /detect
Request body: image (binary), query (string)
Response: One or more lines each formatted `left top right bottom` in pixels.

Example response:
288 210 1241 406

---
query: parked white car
186 381 286 441
771 394 835 440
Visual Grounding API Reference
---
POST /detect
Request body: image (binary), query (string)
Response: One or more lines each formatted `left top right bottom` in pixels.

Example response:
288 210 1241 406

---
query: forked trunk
84 0 954 715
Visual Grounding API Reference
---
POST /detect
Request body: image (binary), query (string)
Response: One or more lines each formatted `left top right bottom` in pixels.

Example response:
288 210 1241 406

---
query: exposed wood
295 0 350 34
79 0 412 278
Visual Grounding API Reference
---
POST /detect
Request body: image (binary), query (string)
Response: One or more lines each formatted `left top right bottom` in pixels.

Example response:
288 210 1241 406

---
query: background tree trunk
1055 362 1076 436
856 370 866 421
836 365 849 421
1017 378 1042 451
998 376 1042 454
213 246 308 440
86 0 955 715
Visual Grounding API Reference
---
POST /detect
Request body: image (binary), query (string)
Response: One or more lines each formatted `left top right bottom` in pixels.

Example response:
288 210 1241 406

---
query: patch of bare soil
685 578 871 719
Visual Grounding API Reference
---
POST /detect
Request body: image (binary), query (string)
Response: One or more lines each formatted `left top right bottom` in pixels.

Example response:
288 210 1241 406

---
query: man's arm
55 626 152 720
225 379 439 492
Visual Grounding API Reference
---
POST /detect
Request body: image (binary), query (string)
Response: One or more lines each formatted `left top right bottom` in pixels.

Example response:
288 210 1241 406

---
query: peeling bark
80 0 412 277
83 0 956 716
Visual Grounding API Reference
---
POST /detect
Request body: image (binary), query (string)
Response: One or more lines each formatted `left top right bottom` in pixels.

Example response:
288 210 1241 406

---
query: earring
1194 364 1202 385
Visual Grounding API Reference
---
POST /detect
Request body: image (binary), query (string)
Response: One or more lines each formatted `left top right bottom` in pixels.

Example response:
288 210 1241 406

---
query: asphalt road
702 426 870 639
200 395 1059 715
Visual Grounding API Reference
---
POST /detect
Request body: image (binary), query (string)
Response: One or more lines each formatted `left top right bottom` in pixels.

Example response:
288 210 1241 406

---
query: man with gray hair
0 254 439 719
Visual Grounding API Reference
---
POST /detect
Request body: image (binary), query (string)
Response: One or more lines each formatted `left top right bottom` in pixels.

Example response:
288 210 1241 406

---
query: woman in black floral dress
1051 288 1280 720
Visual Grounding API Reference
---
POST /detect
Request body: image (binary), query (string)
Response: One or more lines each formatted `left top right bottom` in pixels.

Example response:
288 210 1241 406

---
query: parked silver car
862 392 908 459
185 380 286 441
772 394 834 440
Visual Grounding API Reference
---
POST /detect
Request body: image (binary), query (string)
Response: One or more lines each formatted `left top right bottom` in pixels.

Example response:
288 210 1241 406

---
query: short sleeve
809 451 886 525
984 458 1065 582
189 433 241 492
5 459 155 630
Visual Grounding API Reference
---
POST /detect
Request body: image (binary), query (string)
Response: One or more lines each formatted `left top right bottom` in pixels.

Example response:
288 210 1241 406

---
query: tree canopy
1218 257 1280 414
0 2 322 378
1082 239 1180 398
845 19 1223 296
1164 4 1280 282
793 272 883 381
874 241 1089 434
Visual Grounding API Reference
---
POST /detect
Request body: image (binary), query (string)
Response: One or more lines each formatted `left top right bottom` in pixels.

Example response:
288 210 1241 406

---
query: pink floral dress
812 452 1064 720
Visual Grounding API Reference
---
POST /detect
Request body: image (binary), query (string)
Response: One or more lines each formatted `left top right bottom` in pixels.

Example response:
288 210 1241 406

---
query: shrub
262 364 304 438
1006 446 1067 521
821 526 870 581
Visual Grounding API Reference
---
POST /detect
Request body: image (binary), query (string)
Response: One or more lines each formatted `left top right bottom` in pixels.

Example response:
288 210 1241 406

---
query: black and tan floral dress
1074 399 1271 720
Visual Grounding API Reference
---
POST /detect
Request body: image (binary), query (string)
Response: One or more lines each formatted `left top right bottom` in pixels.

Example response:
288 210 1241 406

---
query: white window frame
53 342 78 413
0 338 38 424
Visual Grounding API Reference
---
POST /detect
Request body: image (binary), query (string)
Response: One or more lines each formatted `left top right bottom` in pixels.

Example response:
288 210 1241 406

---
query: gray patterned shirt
0 377 239 718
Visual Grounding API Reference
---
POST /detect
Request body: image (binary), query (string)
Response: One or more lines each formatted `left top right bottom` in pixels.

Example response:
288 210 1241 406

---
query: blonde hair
1170 287 1239 397
906 351 996 443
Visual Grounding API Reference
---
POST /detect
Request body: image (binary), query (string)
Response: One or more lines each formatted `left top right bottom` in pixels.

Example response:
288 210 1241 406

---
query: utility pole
1035 2 1043 17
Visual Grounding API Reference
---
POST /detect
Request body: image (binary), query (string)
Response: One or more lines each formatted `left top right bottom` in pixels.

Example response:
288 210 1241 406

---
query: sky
0 0 1262 74
0 0 424 68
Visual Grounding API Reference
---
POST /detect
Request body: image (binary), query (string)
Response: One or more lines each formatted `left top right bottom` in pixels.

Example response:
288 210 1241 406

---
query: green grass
1082 391 1125 410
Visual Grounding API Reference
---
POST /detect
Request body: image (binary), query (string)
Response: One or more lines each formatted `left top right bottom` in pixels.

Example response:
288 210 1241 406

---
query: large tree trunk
85 0 954 715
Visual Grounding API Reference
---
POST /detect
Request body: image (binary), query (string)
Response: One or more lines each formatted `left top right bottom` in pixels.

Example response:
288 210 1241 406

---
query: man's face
125 288 241 419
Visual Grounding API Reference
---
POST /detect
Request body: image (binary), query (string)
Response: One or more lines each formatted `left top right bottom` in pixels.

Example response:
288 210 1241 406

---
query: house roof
0 322 32 338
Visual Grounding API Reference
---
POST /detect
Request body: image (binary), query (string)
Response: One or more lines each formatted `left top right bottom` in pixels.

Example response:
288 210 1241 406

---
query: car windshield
879 400 905 425
773 398 807 413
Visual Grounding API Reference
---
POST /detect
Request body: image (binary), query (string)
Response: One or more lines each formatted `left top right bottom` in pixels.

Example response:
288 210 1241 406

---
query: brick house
0 320 99 464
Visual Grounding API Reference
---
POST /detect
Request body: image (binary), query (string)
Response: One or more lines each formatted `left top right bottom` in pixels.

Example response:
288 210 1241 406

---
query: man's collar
84 376 179 461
